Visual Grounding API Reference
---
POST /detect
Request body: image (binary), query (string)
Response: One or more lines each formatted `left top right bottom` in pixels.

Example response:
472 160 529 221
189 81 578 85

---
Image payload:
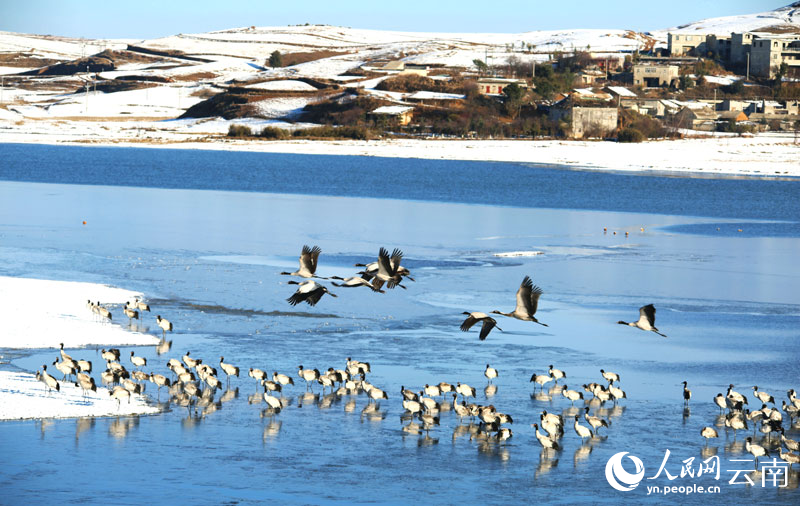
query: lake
0 143 798 504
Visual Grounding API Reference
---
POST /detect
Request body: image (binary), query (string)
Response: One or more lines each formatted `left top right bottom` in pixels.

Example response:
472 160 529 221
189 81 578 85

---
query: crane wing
529 285 544 316
460 314 479 332
515 276 535 315
479 319 498 341
639 304 657 327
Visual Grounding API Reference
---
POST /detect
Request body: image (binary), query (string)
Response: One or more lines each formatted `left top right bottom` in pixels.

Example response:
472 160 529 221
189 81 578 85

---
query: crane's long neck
617 321 633 327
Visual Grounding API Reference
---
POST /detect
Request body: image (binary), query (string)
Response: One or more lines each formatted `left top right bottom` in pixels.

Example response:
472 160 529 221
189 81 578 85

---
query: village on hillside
0 3 799 144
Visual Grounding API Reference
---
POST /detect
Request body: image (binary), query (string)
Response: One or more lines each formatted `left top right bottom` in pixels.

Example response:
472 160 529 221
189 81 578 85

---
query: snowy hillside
656 1 800 35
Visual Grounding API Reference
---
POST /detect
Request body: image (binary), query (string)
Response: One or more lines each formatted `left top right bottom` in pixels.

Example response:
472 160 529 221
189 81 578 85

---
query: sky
0 0 788 39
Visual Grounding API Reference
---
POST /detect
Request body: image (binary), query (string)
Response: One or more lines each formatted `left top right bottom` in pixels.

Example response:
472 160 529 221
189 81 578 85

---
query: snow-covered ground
0 370 159 420
0 122 796 177
0 276 162 420
0 276 159 349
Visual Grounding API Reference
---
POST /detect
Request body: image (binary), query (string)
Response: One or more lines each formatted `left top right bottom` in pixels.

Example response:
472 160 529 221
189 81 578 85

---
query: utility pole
1 76 4 105
746 53 750 81
85 65 89 114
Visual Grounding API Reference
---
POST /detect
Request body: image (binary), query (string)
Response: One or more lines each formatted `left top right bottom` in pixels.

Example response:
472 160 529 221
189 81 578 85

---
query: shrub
292 125 374 140
618 127 645 143
227 124 253 137
259 126 289 139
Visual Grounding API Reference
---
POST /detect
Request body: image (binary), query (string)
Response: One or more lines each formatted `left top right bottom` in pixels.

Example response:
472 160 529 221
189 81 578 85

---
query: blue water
0 144 798 504
0 143 797 222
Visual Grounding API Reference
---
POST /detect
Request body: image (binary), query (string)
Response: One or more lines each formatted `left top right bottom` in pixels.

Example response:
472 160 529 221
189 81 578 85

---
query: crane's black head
575 415 580 420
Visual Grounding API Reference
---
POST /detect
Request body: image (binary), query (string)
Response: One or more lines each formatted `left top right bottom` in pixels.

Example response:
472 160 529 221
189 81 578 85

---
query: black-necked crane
123 303 139 325
491 276 548 326
329 275 385 293
76 359 92 374
609 385 627 402
540 411 563 439
262 379 282 397
54 355 78 380
404 398 424 417
682 381 692 406
725 412 748 438
600 369 620 385
372 247 406 290
182 351 201 370
753 386 775 405
40 365 60 393
574 415 593 441
584 407 609 433
783 400 799 420
356 249 413 290
701 426 718 444
484 364 498 383
401 386 419 402
548 365 565 384
727 384 747 405
781 428 799 452
130 351 146 369
286 280 337 307
133 297 150 312
368 386 388 403
219 357 239 383
561 385 584 405
280 245 327 279
460 312 502 340
273 371 294 388
455 382 476 400
714 393 727 413
452 395 469 421
745 437 769 468
617 304 666 337
249 367 267 390
149 373 171 396
59 343 72 362
530 373 552 391
109 385 130 408
424 384 441 397
156 315 172 339
95 302 112 323
101 348 120 362
438 382 454 396
298 365 321 390
532 423 560 450
789 389 800 409
263 388 282 413
779 447 800 469
75 372 97 397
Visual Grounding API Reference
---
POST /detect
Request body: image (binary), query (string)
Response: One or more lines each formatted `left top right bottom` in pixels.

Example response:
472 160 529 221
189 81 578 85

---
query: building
718 110 749 123
369 105 414 126
731 32 755 65
549 102 618 139
475 78 528 95
707 34 732 60
578 70 606 85
673 107 717 131
668 33 708 56
633 64 679 88
750 34 800 78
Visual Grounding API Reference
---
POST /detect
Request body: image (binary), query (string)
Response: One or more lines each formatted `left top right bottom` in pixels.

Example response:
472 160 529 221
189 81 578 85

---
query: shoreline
1 128 799 179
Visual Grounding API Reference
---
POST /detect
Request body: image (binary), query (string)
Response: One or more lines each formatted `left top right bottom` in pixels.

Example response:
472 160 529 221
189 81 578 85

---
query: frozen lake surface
0 144 798 503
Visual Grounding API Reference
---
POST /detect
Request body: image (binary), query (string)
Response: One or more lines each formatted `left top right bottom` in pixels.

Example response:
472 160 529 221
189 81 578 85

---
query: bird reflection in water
38 419 54 439
478 442 510 462
535 448 559 479
109 417 139 439
75 417 95 443
725 439 746 455
361 403 386 423
318 392 337 410
573 443 592 467
220 388 238 404
452 422 479 443
484 384 497 398
155 339 171 355
247 393 262 405
344 398 357 413
683 407 691 423
701 445 718 460
418 434 439 447
530 392 552 403
262 420 282 443
297 392 319 408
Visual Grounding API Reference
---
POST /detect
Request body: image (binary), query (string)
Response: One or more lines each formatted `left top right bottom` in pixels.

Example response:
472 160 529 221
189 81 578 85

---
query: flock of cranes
30 243 799 475
686 381 800 469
